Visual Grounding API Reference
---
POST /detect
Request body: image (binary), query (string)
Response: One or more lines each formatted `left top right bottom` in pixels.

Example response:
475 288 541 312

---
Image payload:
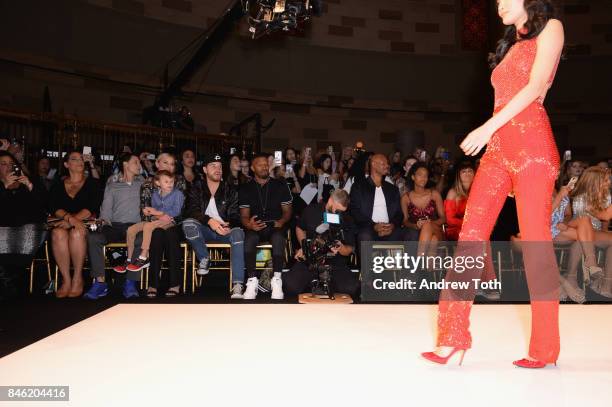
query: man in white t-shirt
349 154 406 243
182 153 246 299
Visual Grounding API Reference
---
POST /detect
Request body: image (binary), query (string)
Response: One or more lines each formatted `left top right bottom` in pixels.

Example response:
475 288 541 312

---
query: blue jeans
182 218 245 284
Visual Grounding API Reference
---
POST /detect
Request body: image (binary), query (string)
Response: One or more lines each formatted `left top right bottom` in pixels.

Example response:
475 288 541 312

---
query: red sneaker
113 261 128 273
126 257 150 272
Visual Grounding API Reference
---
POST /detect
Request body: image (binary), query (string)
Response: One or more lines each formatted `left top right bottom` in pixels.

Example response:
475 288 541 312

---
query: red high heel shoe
513 358 557 369
421 347 467 365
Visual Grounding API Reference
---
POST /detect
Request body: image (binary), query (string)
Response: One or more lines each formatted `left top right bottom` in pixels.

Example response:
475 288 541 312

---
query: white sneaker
196 258 210 276
243 277 259 300
231 282 244 299
271 276 284 300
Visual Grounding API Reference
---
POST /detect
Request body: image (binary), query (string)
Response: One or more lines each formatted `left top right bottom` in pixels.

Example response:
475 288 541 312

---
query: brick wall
0 0 610 158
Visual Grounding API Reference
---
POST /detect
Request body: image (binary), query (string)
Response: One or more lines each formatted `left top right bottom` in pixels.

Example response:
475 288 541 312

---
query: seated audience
562 167 612 300
557 159 584 190
274 162 301 195
140 152 186 297
182 153 245 299
139 152 156 178
390 163 407 195
125 170 184 276
239 157 252 180
297 146 317 190
349 154 405 242
227 153 249 187
284 148 298 168
84 153 144 299
179 149 201 188
444 161 475 241
239 154 293 300
389 150 402 167
0 151 48 299
343 151 373 194
316 153 340 203
49 150 101 298
83 151 101 180
401 162 446 255
35 156 56 191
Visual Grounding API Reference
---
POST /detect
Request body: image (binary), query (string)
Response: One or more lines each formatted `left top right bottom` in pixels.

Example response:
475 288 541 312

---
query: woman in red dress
444 162 475 241
422 0 564 368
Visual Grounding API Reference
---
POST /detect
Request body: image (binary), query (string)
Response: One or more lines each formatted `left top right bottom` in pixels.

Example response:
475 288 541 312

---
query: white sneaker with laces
231 282 244 299
271 276 284 300
243 277 259 300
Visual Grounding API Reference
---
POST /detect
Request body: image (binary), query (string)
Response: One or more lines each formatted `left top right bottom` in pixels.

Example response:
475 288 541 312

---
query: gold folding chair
191 243 232 294
29 240 51 294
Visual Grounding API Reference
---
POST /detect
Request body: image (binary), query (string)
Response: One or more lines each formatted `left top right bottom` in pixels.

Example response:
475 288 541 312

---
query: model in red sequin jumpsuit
430 26 564 364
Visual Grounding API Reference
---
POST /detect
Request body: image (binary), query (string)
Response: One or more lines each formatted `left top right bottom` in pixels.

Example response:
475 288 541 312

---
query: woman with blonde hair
561 166 612 299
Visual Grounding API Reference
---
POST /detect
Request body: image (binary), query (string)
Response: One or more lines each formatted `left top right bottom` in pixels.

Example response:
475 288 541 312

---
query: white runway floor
1 304 611 407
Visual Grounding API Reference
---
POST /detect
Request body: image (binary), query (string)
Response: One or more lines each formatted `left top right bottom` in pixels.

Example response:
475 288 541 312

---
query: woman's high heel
513 358 557 369
559 275 585 304
421 347 467 365
582 254 603 286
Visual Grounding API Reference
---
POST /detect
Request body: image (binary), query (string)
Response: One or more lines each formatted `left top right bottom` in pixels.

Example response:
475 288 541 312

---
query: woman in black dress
49 150 101 298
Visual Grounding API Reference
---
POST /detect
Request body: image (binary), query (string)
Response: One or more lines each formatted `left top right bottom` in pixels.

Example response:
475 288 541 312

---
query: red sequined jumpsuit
436 37 561 363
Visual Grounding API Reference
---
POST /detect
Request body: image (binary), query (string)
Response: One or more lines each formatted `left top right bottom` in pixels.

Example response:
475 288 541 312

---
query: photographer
284 189 360 300
0 151 48 299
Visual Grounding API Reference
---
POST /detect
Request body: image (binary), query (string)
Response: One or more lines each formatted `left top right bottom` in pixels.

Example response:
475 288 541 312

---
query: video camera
301 213 344 299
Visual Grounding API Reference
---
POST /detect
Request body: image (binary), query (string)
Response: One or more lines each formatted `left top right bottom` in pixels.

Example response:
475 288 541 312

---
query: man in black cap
182 153 245 299
239 153 293 300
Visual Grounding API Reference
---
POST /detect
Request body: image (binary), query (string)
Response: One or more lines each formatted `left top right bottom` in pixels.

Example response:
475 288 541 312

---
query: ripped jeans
182 218 245 284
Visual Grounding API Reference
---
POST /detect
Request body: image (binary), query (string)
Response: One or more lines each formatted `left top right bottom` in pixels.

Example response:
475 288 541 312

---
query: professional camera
245 0 323 39
302 217 344 299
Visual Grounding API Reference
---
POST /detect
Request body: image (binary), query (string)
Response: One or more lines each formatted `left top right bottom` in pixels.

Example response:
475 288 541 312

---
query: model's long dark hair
488 0 557 69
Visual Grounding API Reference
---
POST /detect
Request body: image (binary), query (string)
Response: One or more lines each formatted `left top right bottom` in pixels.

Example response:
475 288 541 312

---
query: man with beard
182 153 245 299
239 153 293 300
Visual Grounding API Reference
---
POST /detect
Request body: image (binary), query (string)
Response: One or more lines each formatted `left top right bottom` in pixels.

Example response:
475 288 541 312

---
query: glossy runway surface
1 304 611 406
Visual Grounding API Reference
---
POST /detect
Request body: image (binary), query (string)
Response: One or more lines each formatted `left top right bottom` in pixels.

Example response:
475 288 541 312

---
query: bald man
349 154 406 243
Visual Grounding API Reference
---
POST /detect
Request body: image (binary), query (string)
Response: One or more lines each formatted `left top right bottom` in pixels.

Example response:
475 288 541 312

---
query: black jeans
148 226 182 289
357 225 407 243
87 223 141 281
283 261 360 300
244 227 286 278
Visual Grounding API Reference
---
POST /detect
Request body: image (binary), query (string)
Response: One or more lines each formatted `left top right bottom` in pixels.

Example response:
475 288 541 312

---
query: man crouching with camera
283 189 360 301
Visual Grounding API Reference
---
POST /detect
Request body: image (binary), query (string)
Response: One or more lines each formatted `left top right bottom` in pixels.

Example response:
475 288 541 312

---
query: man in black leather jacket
182 153 246 299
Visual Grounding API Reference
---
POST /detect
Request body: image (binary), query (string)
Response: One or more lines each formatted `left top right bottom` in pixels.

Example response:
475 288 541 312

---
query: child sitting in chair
123 170 184 272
